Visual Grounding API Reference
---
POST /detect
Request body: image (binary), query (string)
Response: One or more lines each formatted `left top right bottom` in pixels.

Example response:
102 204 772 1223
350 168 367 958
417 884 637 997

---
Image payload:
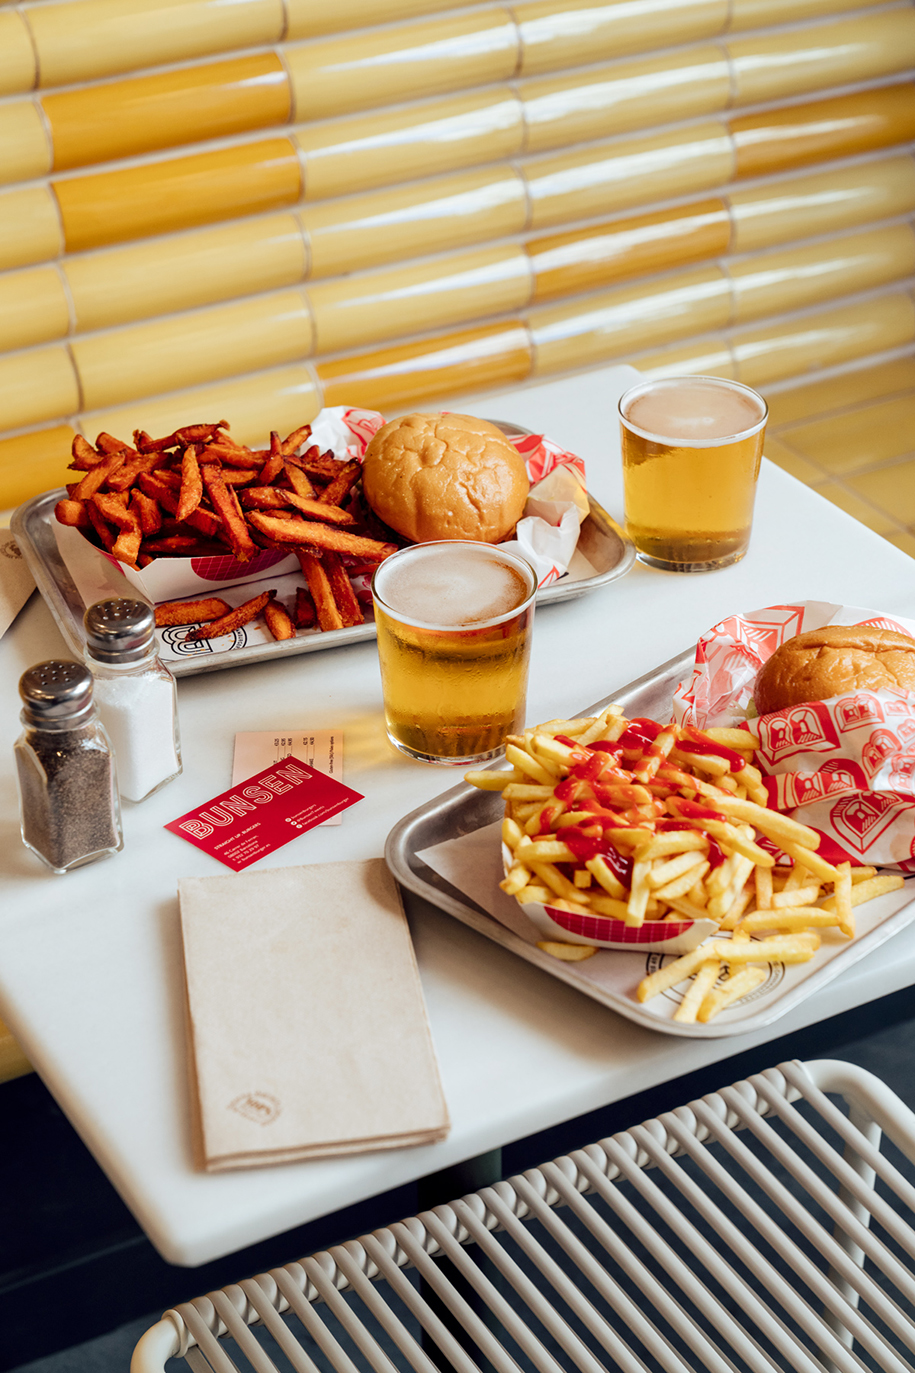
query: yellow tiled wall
1 0 915 507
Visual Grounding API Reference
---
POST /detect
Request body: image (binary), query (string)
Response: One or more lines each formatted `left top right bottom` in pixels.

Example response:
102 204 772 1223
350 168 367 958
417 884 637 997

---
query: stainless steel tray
386 650 915 1038
11 425 635 676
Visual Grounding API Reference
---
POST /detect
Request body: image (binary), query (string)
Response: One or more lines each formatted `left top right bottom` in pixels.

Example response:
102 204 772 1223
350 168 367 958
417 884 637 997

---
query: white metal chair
132 1058 915 1373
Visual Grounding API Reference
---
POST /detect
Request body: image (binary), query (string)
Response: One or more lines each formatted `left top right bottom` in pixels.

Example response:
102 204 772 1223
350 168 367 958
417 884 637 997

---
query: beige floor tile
774 395 915 475
847 457 915 524
810 481 900 534
765 356 915 426
763 435 826 484
884 528 915 558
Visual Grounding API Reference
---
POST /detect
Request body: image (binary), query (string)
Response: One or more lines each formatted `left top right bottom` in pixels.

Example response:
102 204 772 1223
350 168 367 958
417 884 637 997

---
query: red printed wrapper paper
672 601 915 871
64 406 589 603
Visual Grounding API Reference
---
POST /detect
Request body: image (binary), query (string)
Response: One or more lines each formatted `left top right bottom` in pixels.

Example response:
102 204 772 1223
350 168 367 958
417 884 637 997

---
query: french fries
57 420 392 640
467 708 907 1022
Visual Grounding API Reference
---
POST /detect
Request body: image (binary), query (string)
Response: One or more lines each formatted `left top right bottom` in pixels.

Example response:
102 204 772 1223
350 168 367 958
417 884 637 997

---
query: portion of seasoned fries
58 420 402 639
465 708 905 1023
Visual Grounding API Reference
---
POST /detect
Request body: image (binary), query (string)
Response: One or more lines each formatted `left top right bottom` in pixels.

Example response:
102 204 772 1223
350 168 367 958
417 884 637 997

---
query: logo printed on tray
861 728 900 779
829 792 912 853
760 701 840 763
159 624 248 656
836 694 884 731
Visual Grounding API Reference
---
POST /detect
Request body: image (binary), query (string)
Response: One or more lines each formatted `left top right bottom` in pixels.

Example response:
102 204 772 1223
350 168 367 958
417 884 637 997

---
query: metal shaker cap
84 598 155 664
19 660 95 724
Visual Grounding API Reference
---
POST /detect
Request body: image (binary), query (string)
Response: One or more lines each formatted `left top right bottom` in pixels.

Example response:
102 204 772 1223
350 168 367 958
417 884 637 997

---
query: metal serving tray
11 422 636 677
386 650 915 1038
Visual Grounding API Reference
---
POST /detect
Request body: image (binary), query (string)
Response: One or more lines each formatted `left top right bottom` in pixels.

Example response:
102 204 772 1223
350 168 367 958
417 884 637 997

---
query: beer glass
619 375 768 572
371 541 537 765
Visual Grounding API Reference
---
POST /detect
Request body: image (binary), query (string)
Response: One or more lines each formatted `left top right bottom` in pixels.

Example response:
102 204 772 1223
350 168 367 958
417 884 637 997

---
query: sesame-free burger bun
755 624 915 714
361 412 530 544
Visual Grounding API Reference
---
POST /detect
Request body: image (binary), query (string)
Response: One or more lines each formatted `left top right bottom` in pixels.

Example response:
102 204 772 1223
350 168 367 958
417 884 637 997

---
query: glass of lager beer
371 541 537 764
619 375 768 572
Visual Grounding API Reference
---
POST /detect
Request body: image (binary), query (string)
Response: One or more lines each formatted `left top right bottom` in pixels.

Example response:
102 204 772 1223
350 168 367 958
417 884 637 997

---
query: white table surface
3 366 915 1268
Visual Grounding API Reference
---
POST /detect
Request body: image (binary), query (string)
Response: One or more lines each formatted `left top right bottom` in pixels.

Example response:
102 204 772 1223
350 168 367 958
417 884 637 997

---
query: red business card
165 757 364 871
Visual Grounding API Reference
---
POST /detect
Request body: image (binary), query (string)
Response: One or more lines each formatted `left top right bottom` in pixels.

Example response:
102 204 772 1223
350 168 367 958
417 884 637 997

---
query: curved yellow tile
287 0 455 39
302 167 528 279
308 245 532 354
65 214 307 333
732 293 915 389
0 266 70 351
525 121 735 230
44 54 290 173
82 363 321 450
728 0 888 30
728 155 915 254
54 139 302 253
72 289 314 410
0 425 76 511
530 199 731 302
0 12 37 95
731 84 915 180
515 0 728 77
728 11 915 108
729 225 915 325
521 46 730 154
0 347 79 431
28 0 284 87
529 264 731 374
317 321 532 410
0 186 63 272
298 91 524 202
0 101 52 185
630 337 736 380
287 10 519 123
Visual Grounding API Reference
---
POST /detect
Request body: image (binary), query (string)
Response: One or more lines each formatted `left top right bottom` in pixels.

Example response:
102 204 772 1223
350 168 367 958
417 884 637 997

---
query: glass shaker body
14 662 123 874
83 598 182 803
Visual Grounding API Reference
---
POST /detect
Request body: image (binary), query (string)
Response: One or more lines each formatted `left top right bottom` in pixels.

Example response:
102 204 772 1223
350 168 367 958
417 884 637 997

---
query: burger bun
755 624 915 714
361 412 530 545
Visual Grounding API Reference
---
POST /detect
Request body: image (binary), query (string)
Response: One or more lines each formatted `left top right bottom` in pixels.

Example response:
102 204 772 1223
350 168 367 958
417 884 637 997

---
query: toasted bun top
361 412 530 545
755 624 915 713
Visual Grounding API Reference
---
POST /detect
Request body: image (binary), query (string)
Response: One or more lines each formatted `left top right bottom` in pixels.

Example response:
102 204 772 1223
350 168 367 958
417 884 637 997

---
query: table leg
416 1151 503 1371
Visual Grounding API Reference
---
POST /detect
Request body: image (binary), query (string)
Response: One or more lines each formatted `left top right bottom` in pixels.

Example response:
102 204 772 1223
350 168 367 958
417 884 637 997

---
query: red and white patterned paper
673 601 915 871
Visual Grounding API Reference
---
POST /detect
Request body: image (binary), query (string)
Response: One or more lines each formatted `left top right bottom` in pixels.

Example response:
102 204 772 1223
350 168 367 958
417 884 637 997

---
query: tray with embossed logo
386 650 915 1038
12 421 635 678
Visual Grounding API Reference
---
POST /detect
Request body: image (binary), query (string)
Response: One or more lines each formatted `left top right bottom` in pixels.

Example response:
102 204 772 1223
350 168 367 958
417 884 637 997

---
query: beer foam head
622 377 766 444
374 542 533 627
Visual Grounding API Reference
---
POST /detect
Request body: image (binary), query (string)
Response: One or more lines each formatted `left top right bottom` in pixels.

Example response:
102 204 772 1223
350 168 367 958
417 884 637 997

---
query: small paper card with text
166 757 363 871
232 730 342 826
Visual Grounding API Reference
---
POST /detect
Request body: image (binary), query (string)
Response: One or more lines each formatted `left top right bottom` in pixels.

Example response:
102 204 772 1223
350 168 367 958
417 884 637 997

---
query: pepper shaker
84 598 182 802
14 661 123 874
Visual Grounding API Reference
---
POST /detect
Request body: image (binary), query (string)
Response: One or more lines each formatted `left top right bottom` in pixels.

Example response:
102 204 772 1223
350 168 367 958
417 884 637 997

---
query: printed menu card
179 858 449 1170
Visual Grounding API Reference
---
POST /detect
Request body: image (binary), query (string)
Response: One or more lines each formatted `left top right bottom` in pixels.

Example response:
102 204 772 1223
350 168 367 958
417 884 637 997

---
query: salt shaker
14 661 123 874
84 598 182 802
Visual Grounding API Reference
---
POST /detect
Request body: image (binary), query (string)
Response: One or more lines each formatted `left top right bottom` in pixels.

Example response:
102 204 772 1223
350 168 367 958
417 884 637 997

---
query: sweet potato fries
56 420 404 641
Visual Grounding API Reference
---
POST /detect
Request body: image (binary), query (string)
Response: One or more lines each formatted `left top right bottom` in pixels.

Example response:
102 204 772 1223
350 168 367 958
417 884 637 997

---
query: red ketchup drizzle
677 729 746 773
616 718 664 752
562 827 633 887
706 836 726 868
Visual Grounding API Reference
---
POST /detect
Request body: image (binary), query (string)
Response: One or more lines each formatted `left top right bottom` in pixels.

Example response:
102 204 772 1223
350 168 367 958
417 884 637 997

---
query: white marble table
2 367 915 1267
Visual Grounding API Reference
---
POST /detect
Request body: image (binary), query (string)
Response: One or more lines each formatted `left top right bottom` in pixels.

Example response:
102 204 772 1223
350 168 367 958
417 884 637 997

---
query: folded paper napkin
0 530 35 638
179 859 449 1171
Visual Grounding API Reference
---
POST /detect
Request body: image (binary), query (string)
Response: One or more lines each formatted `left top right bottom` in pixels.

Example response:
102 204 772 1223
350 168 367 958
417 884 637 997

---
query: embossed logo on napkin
230 1091 281 1125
